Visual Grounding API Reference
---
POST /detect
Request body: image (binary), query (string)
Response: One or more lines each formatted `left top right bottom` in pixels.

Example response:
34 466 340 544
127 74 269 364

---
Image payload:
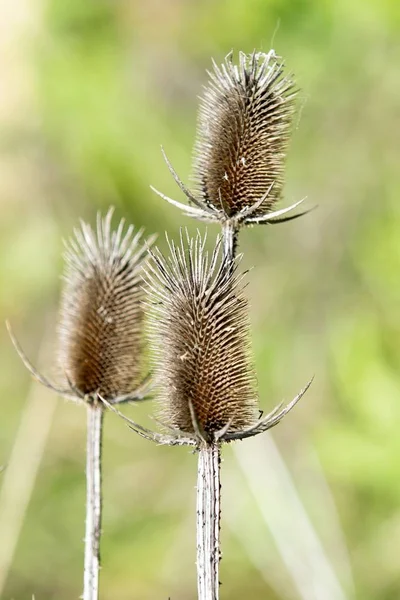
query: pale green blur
1 0 399 598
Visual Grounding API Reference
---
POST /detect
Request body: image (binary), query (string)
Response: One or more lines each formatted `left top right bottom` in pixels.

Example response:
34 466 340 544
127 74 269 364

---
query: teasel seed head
104 231 311 445
193 50 296 217
7 209 156 404
57 208 156 401
146 231 259 440
151 50 311 227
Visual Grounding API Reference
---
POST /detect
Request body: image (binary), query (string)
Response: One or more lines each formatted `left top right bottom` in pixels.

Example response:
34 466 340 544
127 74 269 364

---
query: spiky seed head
192 50 297 217
146 231 258 437
58 209 154 400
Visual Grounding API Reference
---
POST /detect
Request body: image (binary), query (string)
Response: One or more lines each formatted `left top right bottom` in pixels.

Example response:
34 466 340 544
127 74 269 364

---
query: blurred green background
0 0 399 598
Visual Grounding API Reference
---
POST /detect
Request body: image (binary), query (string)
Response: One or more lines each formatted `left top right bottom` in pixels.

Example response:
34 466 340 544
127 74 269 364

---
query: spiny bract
192 50 297 217
146 231 258 436
58 209 154 399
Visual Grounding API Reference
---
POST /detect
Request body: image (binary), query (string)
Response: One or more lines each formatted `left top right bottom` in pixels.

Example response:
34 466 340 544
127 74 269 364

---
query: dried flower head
105 231 311 446
193 50 297 217
146 231 258 439
58 209 155 401
151 50 309 226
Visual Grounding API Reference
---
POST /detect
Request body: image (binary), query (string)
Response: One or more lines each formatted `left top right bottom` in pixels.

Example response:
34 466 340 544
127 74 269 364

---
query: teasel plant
103 49 312 599
151 49 313 261
7 208 156 600
105 231 312 600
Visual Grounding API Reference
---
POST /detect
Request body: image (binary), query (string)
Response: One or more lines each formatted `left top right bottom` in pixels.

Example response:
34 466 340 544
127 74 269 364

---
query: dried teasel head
56 209 156 402
151 50 311 227
105 230 312 446
146 231 258 441
7 209 156 405
193 50 298 218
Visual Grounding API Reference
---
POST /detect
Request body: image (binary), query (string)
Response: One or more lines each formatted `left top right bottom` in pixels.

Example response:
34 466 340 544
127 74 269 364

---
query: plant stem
84 403 103 600
196 442 221 600
222 221 239 264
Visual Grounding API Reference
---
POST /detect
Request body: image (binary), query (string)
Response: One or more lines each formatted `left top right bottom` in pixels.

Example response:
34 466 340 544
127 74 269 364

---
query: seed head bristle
146 231 258 436
58 208 154 400
192 50 297 217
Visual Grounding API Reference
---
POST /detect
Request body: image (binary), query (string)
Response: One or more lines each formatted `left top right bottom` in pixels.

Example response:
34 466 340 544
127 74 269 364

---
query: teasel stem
222 220 239 265
197 442 221 600
84 402 103 600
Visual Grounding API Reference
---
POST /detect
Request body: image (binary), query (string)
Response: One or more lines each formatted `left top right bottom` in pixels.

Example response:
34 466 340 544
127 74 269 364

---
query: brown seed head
146 231 258 437
192 50 297 217
58 209 154 400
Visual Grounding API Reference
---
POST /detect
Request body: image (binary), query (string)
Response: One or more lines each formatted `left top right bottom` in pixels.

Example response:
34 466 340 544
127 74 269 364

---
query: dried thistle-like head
146 231 258 440
151 50 308 226
193 50 296 219
58 209 155 400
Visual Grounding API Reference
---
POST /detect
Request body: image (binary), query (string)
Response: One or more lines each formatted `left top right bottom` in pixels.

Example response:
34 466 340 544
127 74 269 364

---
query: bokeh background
1 0 399 598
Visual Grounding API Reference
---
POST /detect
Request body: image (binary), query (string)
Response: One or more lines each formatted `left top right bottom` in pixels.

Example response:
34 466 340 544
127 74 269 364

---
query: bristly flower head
105 230 311 446
57 209 156 401
151 50 310 227
193 50 297 217
146 231 258 441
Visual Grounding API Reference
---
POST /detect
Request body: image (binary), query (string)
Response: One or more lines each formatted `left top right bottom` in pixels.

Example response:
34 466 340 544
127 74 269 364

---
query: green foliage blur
1 0 399 598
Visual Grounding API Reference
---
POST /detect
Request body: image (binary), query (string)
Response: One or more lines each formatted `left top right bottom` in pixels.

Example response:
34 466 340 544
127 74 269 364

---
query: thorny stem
84 404 103 600
222 221 239 266
197 443 221 600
